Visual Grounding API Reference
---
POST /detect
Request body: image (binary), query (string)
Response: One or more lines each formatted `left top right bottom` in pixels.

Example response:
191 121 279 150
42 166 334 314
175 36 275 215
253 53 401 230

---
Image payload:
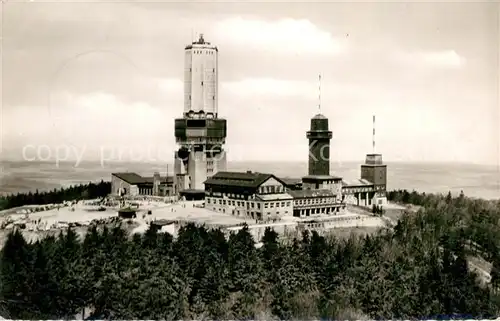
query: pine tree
227 225 264 318
0 230 35 318
260 227 279 273
491 255 500 293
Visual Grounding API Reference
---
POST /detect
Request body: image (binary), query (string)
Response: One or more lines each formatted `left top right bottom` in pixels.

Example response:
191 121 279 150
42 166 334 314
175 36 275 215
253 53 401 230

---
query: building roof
302 175 343 181
280 177 303 186
204 171 287 189
312 113 327 119
288 189 335 199
342 179 374 187
179 189 205 194
112 173 146 184
112 172 173 185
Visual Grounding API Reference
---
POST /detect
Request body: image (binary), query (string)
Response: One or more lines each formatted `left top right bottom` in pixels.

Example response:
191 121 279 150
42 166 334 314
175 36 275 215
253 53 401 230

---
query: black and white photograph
0 0 499 319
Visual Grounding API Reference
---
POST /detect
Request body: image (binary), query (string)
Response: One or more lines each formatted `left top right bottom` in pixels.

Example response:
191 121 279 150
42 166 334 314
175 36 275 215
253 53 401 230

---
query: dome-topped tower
307 113 333 176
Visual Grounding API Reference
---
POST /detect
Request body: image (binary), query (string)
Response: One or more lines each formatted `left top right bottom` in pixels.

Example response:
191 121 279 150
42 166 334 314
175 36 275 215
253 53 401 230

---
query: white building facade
204 171 293 221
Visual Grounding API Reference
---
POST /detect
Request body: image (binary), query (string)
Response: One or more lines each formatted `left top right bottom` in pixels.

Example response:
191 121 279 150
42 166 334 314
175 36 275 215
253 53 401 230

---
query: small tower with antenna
300 74 344 209
306 74 333 176
361 114 387 205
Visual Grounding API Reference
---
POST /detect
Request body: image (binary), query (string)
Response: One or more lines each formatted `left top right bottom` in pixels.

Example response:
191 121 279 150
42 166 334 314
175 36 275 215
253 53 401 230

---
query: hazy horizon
2 1 499 165
1 158 499 168
1 160 498 199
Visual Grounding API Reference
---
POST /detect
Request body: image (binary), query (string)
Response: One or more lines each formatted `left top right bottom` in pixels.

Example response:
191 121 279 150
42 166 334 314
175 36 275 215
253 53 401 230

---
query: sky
1 0 499 165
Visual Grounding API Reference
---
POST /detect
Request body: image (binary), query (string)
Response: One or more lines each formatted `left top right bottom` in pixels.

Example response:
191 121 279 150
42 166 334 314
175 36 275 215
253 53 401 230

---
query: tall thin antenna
318 74 322 113
372 115 376 153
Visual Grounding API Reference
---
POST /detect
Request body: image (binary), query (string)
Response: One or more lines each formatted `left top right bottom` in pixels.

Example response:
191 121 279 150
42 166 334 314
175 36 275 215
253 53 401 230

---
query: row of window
208 198 258 207
297 206 340 216
188 95 216 100
210 192 248 200
264 201 291 209
259 185 286 194
206 193 337 207
192 50 215 55
205 198 292 209
295 197 336 206
188 68 216 72
180 137 225 144
345 187 373 193
211 208 289 217
139 188 153 195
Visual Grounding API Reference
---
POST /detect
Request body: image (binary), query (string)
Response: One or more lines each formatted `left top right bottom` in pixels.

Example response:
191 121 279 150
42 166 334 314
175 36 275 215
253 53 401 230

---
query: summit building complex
110 34 388 215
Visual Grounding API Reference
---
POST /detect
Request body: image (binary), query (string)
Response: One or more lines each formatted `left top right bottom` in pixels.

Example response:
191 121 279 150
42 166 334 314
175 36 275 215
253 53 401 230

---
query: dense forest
387 189 500 261
0 181 111 211
1 189 500 319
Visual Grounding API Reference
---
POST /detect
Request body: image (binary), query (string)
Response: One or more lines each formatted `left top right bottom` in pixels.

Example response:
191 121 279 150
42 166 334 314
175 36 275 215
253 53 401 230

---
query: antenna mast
372 115 376 153
318 74 322 113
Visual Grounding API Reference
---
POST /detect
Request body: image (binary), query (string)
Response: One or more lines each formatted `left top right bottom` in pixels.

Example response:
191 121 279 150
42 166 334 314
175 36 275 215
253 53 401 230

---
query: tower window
201 81 204 86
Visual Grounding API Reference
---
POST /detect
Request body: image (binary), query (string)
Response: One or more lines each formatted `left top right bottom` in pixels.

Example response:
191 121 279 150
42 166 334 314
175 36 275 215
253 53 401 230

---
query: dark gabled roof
112 172 146 184
302 175 343 182
288 189 335 199
204 171 287 189
112 172 173 185
280 177 303 186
